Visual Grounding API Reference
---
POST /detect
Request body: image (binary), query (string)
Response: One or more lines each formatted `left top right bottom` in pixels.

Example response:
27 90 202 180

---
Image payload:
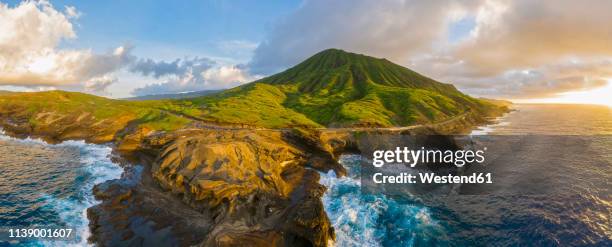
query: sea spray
0 131 123 246
469 114 511 136
319 155 448 247
320 105 612 245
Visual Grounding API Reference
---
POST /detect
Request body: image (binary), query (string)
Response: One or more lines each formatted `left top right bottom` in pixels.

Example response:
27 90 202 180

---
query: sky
0 0 611 106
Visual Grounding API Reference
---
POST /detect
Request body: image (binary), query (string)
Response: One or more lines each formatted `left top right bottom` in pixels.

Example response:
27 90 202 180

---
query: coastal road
319 110 472 133
157 108 472 133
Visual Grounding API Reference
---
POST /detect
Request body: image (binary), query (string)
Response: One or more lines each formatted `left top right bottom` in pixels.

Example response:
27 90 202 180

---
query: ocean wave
469 114 511 135
320 155 447 247
0 130 123 246
0 129 48 146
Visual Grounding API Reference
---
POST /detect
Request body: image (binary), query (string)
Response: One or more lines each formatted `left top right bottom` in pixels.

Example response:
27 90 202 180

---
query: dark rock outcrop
148 129 336 246
0 101 507 246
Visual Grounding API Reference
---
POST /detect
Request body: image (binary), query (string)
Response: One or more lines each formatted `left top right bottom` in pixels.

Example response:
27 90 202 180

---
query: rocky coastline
0 107 505 247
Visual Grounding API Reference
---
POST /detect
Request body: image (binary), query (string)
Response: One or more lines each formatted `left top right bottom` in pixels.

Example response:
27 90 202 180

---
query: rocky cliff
0 97 505 246
145 128 339 246
0 108 339 246
0 93 506 247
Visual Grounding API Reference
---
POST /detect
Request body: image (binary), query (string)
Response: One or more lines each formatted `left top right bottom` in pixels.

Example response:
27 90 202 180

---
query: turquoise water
0 132 123 246
320 155 449 246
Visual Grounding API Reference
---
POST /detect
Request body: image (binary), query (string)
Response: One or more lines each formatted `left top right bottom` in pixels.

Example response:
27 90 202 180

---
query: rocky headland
0 105 504 246
0 49 510 246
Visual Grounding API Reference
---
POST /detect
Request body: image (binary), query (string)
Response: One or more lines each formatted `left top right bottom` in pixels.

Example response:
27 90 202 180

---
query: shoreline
0 106 507 246
469 108 514 135
0 131 124 246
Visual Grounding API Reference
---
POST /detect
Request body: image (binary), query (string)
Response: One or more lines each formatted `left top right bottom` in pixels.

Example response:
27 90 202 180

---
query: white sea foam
0 129 48 145
319 155 445 247
0 130 123 247
47 143 122 247
469 114 511 135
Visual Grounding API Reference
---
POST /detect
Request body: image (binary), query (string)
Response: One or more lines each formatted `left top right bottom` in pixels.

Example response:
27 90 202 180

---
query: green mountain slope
0 49 506 134
0 90 194 142
187 49 502 128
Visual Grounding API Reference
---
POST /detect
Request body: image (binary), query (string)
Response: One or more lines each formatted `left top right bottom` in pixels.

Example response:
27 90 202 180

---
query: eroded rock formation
0 104 503 246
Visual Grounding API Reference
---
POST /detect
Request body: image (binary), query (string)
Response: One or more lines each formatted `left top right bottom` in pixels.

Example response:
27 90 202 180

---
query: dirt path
159 108 472 133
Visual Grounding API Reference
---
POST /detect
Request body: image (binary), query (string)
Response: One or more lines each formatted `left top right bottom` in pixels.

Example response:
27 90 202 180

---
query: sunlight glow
27 55 56 74
516 79 612 107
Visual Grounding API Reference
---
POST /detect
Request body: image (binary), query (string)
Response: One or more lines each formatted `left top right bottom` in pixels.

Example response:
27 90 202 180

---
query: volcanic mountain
0 49 506 138
0 49 508 247
188 48 503 128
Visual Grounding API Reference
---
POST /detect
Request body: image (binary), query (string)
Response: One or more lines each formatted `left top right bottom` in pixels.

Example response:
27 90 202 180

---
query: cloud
129 57 215 79
453 0 612 76
216 40 258 58
130 56 256 96
248 0 612 98
0 0 259 96
408 0 612 98
84 75 116 93
248 0 481 74
131 63 255 96
410 55 612 98
407 54 612 98
202 65 254 87
5 0 611 99
64 5 80 18
0 0 128 92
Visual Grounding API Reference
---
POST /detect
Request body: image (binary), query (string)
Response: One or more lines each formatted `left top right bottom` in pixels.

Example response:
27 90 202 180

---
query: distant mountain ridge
124 90 221 101
0 90 15 95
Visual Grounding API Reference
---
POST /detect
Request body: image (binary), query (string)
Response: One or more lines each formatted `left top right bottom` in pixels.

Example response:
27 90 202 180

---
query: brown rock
151 129 336 246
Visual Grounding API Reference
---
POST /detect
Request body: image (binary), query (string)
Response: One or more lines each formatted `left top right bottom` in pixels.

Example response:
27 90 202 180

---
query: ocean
320 104 611 246
0 104 610 246
0 133 123 246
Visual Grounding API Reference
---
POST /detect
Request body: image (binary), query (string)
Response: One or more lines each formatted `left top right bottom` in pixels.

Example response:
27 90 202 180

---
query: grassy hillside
0 49 507 135
185 49 503 127
188 83 321 128
0 91 193 142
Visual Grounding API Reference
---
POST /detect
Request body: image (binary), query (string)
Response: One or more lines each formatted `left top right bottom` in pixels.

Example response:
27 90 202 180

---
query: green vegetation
0 90 192 132
182 49 502 127
186 83 320 128
0 49 506 133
